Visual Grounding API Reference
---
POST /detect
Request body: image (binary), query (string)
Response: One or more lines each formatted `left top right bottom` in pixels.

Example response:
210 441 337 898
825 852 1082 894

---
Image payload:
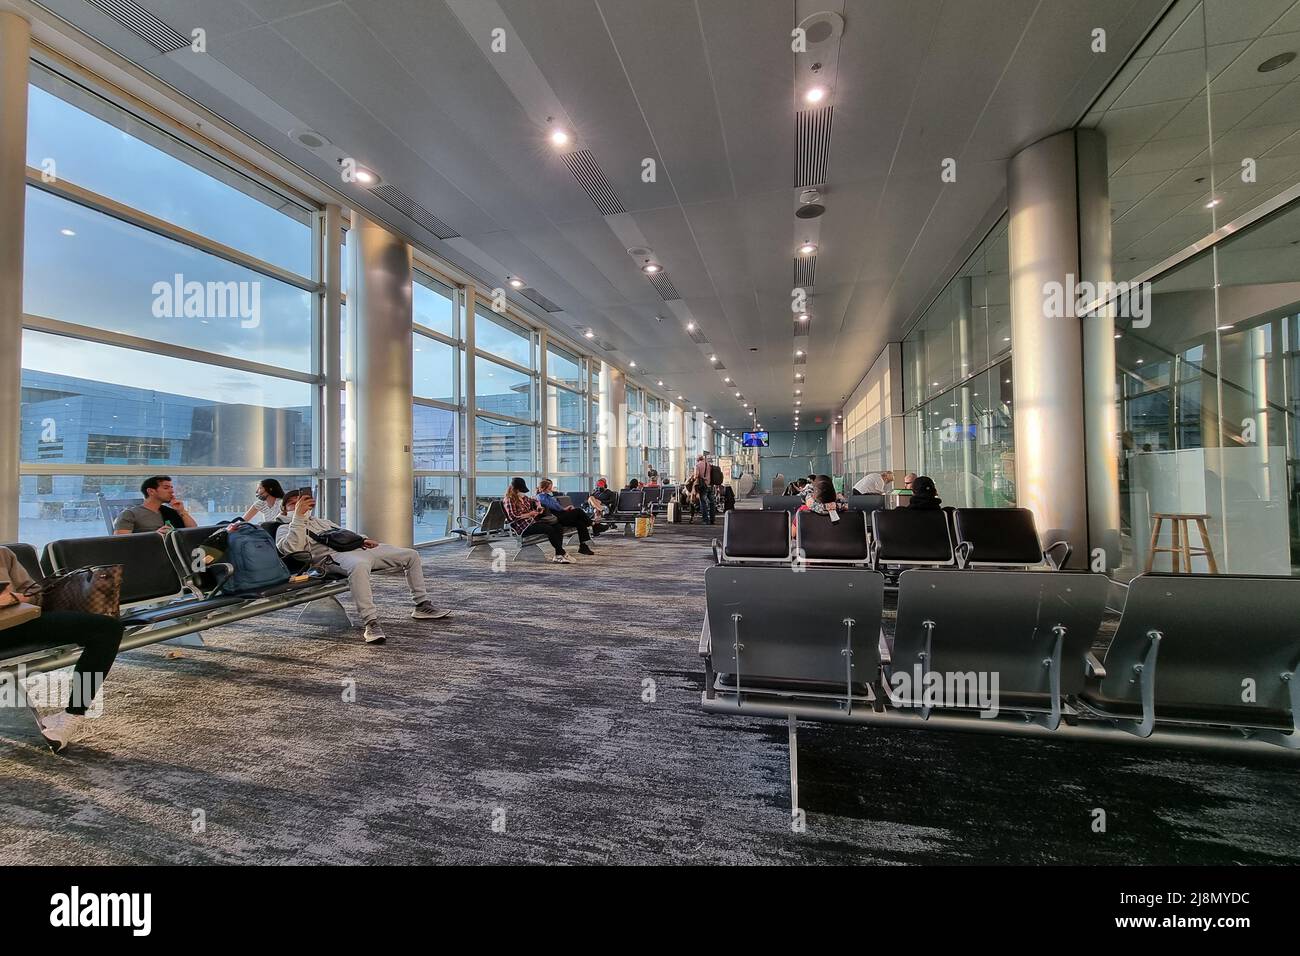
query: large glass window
19 71 320 547
475 309 533 367
26 74 312 275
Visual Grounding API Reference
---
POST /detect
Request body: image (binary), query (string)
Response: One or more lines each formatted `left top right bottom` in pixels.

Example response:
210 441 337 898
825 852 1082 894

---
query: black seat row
717 507 1069 572
1 527 350 678
699 563 1300 809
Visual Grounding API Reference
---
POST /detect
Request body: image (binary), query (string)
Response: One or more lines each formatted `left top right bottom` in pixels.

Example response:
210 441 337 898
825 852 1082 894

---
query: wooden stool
1145 512 1219 574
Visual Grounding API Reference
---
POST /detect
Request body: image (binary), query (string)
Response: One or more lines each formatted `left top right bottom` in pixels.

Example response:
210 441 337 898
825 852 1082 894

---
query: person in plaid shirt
503 477 572 563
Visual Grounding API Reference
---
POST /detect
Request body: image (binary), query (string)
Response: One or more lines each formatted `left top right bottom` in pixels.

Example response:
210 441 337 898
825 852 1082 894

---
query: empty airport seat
795 510 870 565
870 509 956 569
703 564 885 702
889 568 1109 726
641 487 663 508
717 510 792 564
1079 574 1300 740
844 494 887 513
761 494 803 513
952 507 1070 569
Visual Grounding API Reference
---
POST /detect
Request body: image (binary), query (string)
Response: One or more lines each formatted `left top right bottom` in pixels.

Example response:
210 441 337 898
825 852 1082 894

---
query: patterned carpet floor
1 522 1297 865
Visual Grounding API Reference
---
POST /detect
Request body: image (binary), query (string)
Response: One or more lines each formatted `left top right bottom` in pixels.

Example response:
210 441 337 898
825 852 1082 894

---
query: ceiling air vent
685 324 710 345
369 183 459 240
84 0 189 52
795 106 833 188
794 351 808 366
562 149 626 216
793 320 810 337
648 272 680 301
598 339 619 352
518 288 563 313
793 255 817 287
711 360 727 370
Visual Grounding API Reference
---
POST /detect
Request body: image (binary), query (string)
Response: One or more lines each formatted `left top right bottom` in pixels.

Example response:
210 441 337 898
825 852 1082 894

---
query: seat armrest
1044 540 1072 570
1085 651 1107 680
710 538 721 565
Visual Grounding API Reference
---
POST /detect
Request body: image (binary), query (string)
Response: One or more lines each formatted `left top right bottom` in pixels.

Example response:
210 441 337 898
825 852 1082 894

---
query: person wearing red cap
588 477 616 526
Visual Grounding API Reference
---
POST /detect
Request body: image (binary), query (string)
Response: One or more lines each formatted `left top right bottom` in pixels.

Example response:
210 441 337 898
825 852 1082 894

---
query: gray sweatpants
327 544 429 624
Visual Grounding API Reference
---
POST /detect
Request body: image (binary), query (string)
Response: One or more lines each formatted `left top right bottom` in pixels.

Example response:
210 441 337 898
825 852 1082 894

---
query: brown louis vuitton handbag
38 565 124 617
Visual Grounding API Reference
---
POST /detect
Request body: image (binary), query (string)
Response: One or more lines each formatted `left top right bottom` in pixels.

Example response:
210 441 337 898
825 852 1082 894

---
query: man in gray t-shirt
113 476 197 535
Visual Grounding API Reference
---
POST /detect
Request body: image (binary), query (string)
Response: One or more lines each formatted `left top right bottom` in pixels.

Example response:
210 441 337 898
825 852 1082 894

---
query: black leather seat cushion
120 595 246 626
872 509 953 562
47 533 182 603
724 511 791 559
845 494 887 512
761 495 803 512
953 508 1043 564
798 510 868 560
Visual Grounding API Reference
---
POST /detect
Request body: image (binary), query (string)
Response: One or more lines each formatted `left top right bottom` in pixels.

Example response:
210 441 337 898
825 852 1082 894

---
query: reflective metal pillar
1007 130 1089 565
349 213 413 545
0 12 30 542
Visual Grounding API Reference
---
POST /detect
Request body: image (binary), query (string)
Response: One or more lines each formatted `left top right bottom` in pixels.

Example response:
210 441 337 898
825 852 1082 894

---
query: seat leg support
164 631 206 648
1257 669 1300 750
1034 625 1065 731
295 595 352 627
1123 630 1162 738
788 714 800 822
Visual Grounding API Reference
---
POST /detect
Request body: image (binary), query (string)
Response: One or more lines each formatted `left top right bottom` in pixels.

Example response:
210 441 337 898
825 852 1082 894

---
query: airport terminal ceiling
18 0 1169 432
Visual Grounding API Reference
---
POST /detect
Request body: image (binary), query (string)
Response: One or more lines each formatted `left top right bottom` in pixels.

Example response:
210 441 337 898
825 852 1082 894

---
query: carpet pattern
1 523 1297 865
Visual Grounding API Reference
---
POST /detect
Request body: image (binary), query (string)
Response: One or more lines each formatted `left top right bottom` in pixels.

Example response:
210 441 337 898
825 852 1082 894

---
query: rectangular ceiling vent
795 106 833 188
598 339 619 352
518 287 563 313
793 255 816 288
83 0 190 53
562 149 626 216
794 351 808 366
648 272 680 301
711 359 726 370
793 320 810 338
369 183 460 240
685 324 709 345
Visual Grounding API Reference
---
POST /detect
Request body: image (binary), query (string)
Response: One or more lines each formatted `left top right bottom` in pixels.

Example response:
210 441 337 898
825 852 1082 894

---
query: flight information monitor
741 431 769 447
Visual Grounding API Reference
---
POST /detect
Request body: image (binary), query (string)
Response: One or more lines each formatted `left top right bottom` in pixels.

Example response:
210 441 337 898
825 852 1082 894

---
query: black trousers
1 610 126 714
551 508 591 542
519 520 568 555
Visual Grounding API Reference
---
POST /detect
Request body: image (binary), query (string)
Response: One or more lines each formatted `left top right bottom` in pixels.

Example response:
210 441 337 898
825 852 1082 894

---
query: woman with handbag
503 478 572 564
0 547 125 750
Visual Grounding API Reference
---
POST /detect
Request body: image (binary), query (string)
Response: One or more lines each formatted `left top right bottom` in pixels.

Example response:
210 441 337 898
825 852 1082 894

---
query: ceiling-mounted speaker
796 187 826 219
290 128 331 150
797 11 845 48
626 246 654 259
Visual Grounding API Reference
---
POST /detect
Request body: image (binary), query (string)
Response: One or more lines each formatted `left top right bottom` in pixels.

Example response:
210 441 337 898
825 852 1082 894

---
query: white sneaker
362 621 386 644
39 712 85 751
551 554 573 564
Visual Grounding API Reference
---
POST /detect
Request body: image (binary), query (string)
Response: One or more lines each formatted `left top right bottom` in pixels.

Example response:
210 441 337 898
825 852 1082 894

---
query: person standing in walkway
694 454 716 525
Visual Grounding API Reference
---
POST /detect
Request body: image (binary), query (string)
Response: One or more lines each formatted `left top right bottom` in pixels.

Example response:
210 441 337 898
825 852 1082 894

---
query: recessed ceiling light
709 355 717 363
629 361 637 367
797 313 810 322
686 321 696 331
1217 324 1234 331
932 382 939 386
795 350 805 358
1136 358 1145 364
1114 333 1122 339
550 127 570 147
508 276 524 288
59 228 75 237
1205 198 1221 208
584 329 595 339
1258 51 1296 73
734 392 741 397
1002 336 1010 342
1005 379 1011 384
798 241 818 256
353 167 380 185
804 86 827 104
641 261 661 274
795 389 802 395
795 401 802 406
724 377 732 384
657 380 664 386
677 395 684 400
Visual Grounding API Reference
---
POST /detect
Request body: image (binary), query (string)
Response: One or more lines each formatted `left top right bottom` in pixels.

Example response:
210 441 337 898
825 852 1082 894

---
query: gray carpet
1 522 1297 865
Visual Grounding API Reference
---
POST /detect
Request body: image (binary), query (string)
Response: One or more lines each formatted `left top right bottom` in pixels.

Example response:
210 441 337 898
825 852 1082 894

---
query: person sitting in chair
503 478 573 564
276 488 450 645
908 475 942 510
537 479 597 554
113 476 198 535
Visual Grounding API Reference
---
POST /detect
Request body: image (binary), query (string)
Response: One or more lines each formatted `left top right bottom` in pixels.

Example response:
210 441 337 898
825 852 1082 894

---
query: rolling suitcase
667 501 680 524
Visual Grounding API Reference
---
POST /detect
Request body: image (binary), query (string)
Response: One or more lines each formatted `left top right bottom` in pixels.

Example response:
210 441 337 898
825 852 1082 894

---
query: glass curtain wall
901 218 1015 507
20 65 318 548
1084 0 1300 575
544 342 589 495
473 302 538 511
412 274 463 544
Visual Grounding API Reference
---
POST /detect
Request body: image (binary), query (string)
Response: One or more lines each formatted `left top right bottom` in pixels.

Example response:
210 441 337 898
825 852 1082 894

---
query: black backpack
710 464 724 485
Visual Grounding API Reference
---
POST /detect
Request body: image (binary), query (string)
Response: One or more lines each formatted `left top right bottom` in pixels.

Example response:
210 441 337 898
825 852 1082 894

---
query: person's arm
168 501 198 529
276 500 315 554
241 502 261 522
113 510 135 535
